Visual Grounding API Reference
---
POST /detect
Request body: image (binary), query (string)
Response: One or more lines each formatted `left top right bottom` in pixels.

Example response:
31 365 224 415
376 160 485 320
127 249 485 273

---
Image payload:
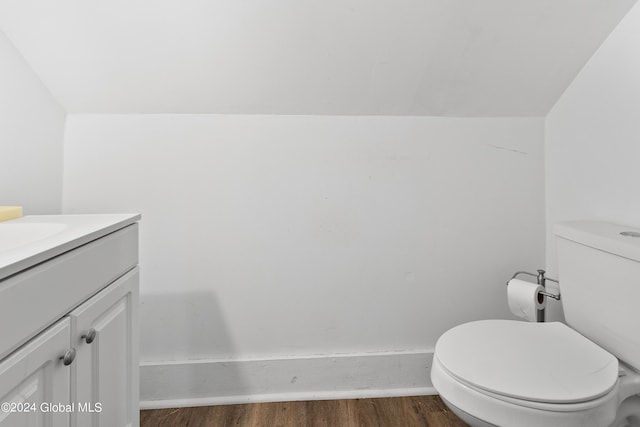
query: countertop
0 214 141 280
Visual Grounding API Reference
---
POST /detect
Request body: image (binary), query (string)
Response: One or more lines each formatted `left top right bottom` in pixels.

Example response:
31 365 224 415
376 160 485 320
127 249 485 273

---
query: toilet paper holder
508 270 561 322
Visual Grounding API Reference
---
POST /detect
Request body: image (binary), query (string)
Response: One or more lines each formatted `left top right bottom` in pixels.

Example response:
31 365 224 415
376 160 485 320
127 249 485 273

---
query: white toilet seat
431 320 621 427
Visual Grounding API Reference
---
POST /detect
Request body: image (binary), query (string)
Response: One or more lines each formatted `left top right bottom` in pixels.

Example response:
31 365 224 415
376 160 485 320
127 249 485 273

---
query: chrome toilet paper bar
508 270 561 301
507 270 561 322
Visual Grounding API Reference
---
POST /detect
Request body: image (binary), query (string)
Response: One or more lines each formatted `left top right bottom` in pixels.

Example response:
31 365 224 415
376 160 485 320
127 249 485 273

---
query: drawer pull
60 348 76 366
81 329 97 344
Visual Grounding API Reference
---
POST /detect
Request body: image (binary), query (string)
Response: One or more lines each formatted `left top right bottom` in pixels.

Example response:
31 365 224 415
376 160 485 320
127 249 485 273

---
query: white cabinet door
70 267 139 427
0 318 73 427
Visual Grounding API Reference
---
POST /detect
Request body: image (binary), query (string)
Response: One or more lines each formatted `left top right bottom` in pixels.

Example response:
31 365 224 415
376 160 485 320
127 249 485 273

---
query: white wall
0 30 65 214
63 114 545 402
546 2 640 284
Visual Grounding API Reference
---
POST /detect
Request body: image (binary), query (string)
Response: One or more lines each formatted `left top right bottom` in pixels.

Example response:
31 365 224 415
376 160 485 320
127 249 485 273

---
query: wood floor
140 395 468 427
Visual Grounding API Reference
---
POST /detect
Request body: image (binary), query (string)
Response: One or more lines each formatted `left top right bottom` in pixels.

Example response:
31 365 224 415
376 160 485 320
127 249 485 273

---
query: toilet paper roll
507 279 546 322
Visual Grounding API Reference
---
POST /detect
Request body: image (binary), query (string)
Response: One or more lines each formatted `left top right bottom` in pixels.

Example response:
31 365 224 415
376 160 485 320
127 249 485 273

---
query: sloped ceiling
0 0 636 116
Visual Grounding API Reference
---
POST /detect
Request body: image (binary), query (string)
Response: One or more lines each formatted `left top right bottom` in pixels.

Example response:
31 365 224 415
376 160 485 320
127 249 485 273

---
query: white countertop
0 214 140 280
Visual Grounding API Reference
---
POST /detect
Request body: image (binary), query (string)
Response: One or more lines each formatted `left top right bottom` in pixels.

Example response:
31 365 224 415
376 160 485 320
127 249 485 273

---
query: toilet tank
555 221 640 371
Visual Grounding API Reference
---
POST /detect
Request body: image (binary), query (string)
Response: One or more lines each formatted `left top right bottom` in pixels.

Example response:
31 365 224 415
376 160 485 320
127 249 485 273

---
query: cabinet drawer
0 224 138 360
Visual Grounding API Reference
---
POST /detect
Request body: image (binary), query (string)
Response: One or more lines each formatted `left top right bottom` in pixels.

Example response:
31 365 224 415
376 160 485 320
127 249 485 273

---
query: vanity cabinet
0 217 139 427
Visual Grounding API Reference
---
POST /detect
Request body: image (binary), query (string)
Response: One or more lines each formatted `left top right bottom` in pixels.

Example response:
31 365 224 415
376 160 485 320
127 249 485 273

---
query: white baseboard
140 351 436 409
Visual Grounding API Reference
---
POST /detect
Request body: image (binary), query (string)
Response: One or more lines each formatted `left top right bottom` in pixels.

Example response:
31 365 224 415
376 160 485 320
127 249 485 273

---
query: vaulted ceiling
0 0 636 115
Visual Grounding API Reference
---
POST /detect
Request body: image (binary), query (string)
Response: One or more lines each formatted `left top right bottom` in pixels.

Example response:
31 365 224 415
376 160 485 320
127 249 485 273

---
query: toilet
431 221 640 427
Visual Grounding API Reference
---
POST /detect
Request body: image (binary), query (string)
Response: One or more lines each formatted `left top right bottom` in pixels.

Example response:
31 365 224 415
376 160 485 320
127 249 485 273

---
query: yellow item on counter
0 206 23 222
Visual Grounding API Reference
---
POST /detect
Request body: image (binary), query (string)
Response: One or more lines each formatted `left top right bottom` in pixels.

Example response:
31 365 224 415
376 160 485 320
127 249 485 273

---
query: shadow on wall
137 291 438 404
139 291 249 402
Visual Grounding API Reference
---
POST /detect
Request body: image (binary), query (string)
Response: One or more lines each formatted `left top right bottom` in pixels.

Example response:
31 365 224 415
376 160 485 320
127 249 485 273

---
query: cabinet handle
60 348 76 366
81 329 97 344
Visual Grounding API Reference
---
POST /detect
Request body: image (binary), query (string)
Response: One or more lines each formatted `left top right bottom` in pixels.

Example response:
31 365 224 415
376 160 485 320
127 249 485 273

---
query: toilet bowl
431 320 627 427
431 221 640 427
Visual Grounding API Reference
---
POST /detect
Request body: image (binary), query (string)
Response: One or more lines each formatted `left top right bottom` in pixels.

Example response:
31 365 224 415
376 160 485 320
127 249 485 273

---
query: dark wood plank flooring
140 395 468 427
